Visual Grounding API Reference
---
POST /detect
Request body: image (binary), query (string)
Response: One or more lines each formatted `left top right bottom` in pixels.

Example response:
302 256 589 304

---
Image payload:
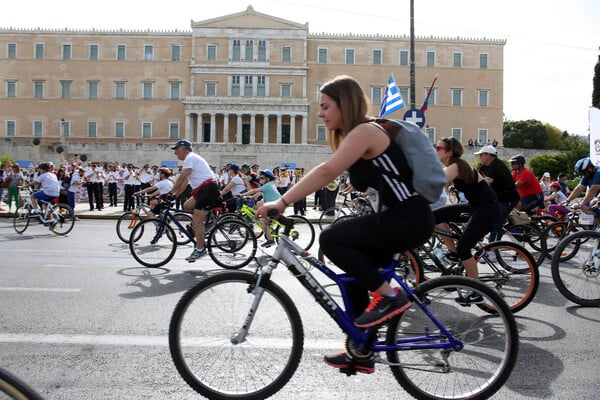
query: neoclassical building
0 6 505 167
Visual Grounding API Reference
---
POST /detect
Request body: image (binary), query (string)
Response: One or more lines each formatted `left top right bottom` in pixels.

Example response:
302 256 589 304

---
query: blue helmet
574 157 593 175
260 169 275 179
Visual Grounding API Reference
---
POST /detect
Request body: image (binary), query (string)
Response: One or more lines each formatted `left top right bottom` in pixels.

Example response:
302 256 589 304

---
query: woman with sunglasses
434 137 499 304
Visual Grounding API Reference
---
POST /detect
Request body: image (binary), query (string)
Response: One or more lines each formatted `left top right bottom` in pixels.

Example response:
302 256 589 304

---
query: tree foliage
593 55 600 108
503 119 550 149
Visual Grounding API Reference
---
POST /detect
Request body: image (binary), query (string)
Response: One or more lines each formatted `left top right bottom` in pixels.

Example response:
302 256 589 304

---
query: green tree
593 54 600 108
544 123 563 149
503 120 549 149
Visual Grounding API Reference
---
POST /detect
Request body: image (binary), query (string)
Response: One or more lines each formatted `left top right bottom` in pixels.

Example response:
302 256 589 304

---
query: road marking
0 333 340 350
0 287 82 292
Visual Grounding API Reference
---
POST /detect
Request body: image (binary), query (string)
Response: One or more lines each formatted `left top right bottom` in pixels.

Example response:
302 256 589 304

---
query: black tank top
453 168 497 208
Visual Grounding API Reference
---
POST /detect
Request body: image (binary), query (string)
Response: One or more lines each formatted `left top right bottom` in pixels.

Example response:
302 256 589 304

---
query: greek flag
379 75 405 117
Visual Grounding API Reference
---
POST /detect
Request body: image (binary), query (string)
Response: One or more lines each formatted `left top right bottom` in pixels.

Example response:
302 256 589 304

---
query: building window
6 81 17 98
423 87 437 106
426 51 435 67
89 44 99 60
62 44 72 60
281 83 291 97
60 120 70 138
400 87 409 105
480 53 488 69
245 40 253 60
231 76 240 96
117 44 126 60
142 82 153 99
170 82 180 100
171 44 181 61
8 43 16 59
317 125 326 141
142 122 152 138
206 82 216 96
6 120 16 136
345 48 355 64
371 86 383 105
33 81 44 98
87 121 97 138
451 128 462 141
318 48 328 64
232 40 241 61
478 89 489 107
244 76 253 96
144 45 154 61
452 89 463 106
478 129 489 144
282 46 291 62
35 43 44 59
257 76 266 96
33 121 43 137
115 82 126 99
425 127 435 143
169 122 179 139
207 44 217 61
88 81 99 99
453 52 462 68
372 49 382 65
60 81 71 99
399 50 408 66
258 40 266 61
115 122 125 138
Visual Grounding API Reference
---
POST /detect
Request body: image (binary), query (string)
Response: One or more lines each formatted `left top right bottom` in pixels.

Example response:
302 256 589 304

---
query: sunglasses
435 145 448 151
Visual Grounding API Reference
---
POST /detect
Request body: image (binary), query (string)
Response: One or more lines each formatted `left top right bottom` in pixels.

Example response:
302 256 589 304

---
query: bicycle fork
230 267 272 345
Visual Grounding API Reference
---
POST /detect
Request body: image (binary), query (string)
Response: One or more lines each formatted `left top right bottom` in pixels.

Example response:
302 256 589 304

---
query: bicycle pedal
338 367 358 376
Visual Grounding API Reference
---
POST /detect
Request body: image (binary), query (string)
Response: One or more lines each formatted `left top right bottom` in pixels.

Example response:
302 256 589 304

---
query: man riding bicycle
565 157 600 221
20 162 59 216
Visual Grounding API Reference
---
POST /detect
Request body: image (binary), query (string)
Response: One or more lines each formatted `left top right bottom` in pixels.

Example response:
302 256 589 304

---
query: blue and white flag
379 74 405 117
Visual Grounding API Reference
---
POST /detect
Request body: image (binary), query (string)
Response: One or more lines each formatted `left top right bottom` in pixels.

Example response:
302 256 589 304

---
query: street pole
409 0 416 110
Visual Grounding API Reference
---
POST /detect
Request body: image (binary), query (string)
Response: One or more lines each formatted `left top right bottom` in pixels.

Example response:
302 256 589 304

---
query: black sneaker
323 352 374 374
354 289 412 328
455 290 485 305
261 239 275 248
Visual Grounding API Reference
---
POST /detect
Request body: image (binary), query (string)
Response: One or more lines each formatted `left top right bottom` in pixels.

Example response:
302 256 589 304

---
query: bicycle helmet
508 155 525 165
38 162 52 171
574 157 592 175
259 169 275 180
158 166 171 177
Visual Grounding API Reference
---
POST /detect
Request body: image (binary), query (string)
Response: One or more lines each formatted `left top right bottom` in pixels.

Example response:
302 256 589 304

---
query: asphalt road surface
0 218 599 399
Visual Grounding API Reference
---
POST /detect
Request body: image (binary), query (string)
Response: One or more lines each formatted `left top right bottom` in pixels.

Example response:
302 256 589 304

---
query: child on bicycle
238 169 281 247
256 75 435 373
20 162 59 217
133 167 173 219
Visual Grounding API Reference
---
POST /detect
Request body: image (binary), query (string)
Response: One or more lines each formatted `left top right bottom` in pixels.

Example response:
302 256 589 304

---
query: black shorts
193 182 222 211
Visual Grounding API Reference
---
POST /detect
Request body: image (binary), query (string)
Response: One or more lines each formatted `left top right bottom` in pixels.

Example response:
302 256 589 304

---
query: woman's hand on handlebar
255 199 286 220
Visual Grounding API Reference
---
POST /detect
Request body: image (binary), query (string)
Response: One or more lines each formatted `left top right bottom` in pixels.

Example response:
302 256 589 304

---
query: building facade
0 6 505 168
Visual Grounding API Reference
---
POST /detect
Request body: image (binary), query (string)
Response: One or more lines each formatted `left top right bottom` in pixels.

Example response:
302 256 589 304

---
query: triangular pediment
191 5 307 30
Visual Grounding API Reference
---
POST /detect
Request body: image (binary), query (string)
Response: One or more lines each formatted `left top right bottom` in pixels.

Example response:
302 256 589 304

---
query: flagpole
409 0 416 109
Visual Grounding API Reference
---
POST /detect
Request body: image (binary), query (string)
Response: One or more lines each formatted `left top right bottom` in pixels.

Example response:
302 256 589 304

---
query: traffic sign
403 109 425 128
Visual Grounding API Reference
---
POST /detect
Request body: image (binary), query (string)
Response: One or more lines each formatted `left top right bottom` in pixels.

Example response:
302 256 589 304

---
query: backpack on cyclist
375 118 447 204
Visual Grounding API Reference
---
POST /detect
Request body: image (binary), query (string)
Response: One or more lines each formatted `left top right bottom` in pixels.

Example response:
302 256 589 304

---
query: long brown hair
319 75 373 151
441 137 475 184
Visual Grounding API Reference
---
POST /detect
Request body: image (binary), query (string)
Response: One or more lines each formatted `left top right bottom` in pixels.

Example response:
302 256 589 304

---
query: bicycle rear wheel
169 271 303 400
0 366 44 400
48 203 75 235
207 219 257 269
284 214 315 251
13 205 31 234
387 276 518 400
550 230 600 306
129 218 177 268
318 206 346 230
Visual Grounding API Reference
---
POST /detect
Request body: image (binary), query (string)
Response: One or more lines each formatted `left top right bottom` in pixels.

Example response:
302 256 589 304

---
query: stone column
289 115 296 144
223 114 229 143
250 113 256 144
263 115 269 144
210 113 216 143
237 114 243 144
301 114 308 144
185 112 192 141
276 114 282 144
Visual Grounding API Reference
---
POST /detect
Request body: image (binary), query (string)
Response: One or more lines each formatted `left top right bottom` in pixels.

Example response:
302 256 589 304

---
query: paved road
0 219 599 399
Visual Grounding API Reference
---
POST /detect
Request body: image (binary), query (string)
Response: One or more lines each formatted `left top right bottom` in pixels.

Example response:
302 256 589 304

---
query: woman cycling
256 75 434 373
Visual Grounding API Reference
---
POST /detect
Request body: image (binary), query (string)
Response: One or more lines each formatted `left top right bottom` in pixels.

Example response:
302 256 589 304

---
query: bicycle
0 366 44 400
318 192 373 230
543 207 595 262
13 188 75 236
115 194 155 243
169 214 519 400
549 228 600 306
128 199 254 268
415 223 539 314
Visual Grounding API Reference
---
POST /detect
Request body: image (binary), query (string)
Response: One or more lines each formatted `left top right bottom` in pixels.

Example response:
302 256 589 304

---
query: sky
2 0 599 136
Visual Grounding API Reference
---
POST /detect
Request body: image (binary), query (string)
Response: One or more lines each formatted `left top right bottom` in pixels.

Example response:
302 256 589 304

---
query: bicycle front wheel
129 218 177 268
387 276 518 400
169 271 303 400
13 206 31 234
48 203 75 235
285 214 315 251
116 211 137 243
0 366 44 400
207 218 257 269
550 230 600 306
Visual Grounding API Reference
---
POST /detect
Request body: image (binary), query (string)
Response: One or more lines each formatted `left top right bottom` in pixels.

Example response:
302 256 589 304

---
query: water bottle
432 247 450 266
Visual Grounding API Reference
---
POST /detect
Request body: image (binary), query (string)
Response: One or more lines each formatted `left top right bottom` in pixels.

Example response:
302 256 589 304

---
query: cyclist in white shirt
20 162 59 216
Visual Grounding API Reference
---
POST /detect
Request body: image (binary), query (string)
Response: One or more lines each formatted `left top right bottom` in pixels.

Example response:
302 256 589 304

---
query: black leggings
319 196 434 317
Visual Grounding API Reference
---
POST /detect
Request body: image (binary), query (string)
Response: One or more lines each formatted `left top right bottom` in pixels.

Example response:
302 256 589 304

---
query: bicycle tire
478 241 539 313
0 366 45 400
502 223 547 267
48 203 75 236
172 212 194 245
207 218 257 269
284 214 315 251
129 218 177 268
116 211 137 243
550 229 600 306
544 221 582 262
318 206 347 230
387 276 518 400
169 270 303 400
12 205 31 234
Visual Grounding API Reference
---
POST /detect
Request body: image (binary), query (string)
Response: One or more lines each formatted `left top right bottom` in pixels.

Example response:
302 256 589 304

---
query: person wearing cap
544 181 569 219
67 166 84 211
169 139 221 262
241 163 260 189
133 167 173 219
220 164 249 212
539 172 552 197
475 145 519 242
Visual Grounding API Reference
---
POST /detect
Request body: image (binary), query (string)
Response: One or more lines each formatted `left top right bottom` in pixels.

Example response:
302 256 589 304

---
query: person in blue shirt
239 169 281 247
565 157 600 218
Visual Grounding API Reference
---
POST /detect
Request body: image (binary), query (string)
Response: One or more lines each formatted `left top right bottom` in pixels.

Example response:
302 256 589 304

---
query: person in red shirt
509 155 544 213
